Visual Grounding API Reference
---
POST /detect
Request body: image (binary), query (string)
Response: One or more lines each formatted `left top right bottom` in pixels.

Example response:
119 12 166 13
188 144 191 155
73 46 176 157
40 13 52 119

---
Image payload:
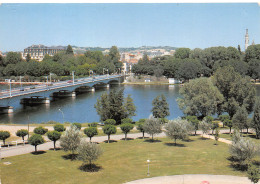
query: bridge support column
0 106 13 114
72 92 76 97
21 97 50 105
52 90 76 98
106 84 110 88
90 87 95 92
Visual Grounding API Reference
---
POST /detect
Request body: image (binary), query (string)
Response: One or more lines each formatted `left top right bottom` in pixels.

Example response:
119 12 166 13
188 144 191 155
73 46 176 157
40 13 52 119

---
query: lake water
0 84 260 124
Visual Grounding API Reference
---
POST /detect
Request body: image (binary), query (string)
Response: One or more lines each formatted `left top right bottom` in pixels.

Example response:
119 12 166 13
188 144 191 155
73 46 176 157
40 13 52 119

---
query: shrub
0 131 10 145
121 118 133 124
102 125 117 143
54 124 66 132
104 119 116 126
137 122 145 139
186 116 199 135
120 123 134 140
84 127 98 142
247 164 260 184
33 126 48 135
143 116 162 141
16 129 28 141
72 123 82 130
88 122 98 127
199 120 211 136
47 131 61 150
28 134 45 152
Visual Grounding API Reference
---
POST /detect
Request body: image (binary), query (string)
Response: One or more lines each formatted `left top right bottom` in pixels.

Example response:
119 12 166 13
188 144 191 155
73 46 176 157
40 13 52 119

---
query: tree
33 126 48 135
219 115 230 128
152 94 170 118
84 127 98 142
26 53 31 62
178 77 224 119
252 97 260 139
176 60 200 82
211 122 219 135
165 119 190 146
77 141 103 169
232 106 248 132
72 123 82 130
66 45 74 55
174 48 191 59
213 66 256 118
60 125 82 154
0 131 10 145
247 164 260 184
199 120 211 136
143 116 162 141
237 45 241 54
54 124 66 132
16 129 28 141
186 116 199 135
109 46 121 68
28 134 45 152
123 94 136 118
121 118 133 124
104 119 116 125
229 131 258 165
137 120 146 139
224 119 233 134
102 125 117 143
214 128 220 145
47 131 61 150
120 123 134 140
5 52 22 65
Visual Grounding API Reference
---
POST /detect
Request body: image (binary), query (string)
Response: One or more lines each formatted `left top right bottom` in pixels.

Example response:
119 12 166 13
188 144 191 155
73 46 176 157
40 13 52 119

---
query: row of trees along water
132 44 260 82
0 45 122 81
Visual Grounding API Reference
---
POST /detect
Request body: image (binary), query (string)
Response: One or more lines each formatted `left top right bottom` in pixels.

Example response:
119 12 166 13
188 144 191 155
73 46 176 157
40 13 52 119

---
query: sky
0 3 259 52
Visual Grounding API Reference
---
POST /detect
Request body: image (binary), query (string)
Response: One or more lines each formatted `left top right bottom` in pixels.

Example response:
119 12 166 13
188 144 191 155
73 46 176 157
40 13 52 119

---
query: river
0 84 260 124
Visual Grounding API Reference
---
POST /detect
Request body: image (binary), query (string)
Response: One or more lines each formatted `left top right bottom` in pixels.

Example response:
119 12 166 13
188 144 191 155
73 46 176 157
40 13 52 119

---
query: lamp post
59 109 65 123
147 160 150 176
71 71 75 84
50 73 54 84
8 79 12 97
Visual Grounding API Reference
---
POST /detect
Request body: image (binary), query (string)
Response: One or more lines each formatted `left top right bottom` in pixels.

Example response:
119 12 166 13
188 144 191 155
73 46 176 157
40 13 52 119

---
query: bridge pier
106 84 110 88
75 87 95 93
20 97 50 105
0 106 13 114
52 90 76 98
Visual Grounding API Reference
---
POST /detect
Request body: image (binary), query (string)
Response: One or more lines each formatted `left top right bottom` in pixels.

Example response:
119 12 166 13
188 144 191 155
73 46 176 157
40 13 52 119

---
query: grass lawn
1 136 255 184
219 132 260 144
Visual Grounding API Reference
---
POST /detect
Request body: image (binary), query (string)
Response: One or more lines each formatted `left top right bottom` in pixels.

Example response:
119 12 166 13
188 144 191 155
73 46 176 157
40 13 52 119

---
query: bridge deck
0 74 123 100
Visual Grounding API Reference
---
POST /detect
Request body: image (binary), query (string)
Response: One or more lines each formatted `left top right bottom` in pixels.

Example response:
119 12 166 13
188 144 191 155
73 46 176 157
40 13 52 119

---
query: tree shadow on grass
247 134 258 139
79 164 102 172
144 139 162 143
31 151 46 155
103 140 118 143
120 138 134 141
252 160 260 167
183 139 194 142
137 137 149 139
49 148 62 151
200 137 210 140
229 162 248 171
164 142 186 147
62 153 78 161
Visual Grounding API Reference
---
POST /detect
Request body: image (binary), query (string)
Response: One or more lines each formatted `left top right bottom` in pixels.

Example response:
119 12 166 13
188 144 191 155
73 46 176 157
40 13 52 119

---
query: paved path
201 134 232 144
125 174 257 184
1 129 234 158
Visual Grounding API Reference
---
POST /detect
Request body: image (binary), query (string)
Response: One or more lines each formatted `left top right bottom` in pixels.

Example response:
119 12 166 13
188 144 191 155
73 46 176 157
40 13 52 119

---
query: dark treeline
132 45 260 82
0 45 122 81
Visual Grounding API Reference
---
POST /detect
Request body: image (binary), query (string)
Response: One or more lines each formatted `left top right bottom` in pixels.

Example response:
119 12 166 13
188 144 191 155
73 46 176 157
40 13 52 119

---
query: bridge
0 74 125 113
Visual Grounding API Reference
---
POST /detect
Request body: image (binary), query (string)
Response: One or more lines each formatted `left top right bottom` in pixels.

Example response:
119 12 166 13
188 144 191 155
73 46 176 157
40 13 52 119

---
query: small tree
252 97 260 139
60 125 82 154
77 141 103 170
47 131 61 150
214 128 220 145
186 116 199 135
224 119 233 134
33 126 48 135
88 122 98 127
219 115 230 128
102 125 117 143
143 116 162 141
104 119 116 126
120 123 134 140
165 119 189 146
16 129 28 141
199 120 211 137
137 120 145 139
232 106 248 132
72 123 82 130
0 131 10 145
28 134 45 152
211 122 219 135
84 127 98 142
230 130 258 165
121 118 133 124
247 164 260 184
151 94 170 118
54 124 66 132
